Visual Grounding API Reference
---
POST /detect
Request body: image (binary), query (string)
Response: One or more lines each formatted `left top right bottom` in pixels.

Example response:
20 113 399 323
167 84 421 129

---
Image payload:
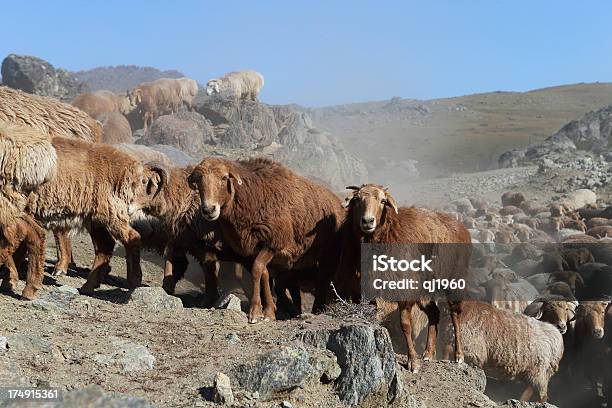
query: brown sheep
72 90 133 119
0 123 57 299
27 137 167 295
0 85 101 142
188 157 344 323
499 205 523 216
98 112 133 145
339 184 471 373
586 217 612 229
587 225 612 238
127 77 198 132
501 191 526 207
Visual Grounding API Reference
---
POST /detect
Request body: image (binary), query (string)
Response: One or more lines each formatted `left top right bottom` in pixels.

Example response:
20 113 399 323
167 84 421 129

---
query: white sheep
206 70 264 100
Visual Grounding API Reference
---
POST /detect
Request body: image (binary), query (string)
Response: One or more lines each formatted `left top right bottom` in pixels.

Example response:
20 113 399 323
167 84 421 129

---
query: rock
231 344 340 400
141 111 216 156
93 337 155 372
198 99 278 149
148 144 196 167
128 287 183 312
28 285 80 313
6 333 53 355
1 54 87 101
281 401 293 408
213 372 234 405
0 337 6 352
298 323 398 406
214 293 242 312
0 355 30 387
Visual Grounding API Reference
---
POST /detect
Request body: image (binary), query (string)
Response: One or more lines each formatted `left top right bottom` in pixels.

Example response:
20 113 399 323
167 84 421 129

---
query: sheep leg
399 301 421 373
119 228 142 290
448 300 464 364
162 245 178 294
20 216 46 301
249 248 275 323
0 251 18 293
519 385 534 402
80 224 115 295
53 230 73 276
200 251 220 306
420 301 440 361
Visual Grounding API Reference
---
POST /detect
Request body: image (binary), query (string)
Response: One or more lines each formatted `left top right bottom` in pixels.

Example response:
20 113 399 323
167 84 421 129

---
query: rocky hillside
138 99 368 191
74 65 185 93
310 84 612 181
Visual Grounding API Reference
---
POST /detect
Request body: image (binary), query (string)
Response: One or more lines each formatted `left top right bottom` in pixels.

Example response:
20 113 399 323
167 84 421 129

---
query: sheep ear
384 194 399 214
229 172 242 186
187 173 198 190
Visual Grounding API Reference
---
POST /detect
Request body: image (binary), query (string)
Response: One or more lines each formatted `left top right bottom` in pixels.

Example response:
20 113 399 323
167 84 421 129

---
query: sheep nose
558 323 567 333
594 328 604 338
362 216 375 225
201 204 219 216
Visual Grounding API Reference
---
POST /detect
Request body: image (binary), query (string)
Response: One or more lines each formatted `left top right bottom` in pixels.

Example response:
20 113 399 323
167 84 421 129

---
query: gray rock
29 285 80 313
128 287 183 312
74 65 185 93
214 293 242 312
0 337 6 352
6 333 53 355
213 372 234 405
231 344 340 400
148 144 196 167
93 337 155 372
0 355 30 387
198 99 278 149
141 111 216 156
1 54 87 101
281 401 293 408
298 323 398 406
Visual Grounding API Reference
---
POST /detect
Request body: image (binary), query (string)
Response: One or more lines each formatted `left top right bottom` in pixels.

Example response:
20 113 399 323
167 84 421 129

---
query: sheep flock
1 69 612 405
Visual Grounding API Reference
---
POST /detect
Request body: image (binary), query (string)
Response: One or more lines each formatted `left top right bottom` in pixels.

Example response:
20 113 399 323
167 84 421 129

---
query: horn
346 185 361 191
145 161 169 200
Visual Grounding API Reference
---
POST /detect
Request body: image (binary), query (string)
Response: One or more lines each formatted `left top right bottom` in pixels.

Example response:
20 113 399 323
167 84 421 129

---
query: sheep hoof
78 284 97 296
52 267 66 277
422 354 434 362
455 355 465 364
407 359 421 373
21 286 39 301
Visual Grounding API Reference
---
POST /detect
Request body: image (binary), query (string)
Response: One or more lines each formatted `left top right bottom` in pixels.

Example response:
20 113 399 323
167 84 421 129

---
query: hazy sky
2 1 612 106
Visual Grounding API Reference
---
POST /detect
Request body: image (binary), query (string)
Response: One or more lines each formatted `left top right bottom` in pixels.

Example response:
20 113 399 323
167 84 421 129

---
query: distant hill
309 83 612 179
74 65 185 92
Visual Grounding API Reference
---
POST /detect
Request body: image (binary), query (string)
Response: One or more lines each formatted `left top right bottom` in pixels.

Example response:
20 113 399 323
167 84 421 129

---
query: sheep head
188 158 242 221
575 301 609 339
127 88 143 106
130 162 169 214
344 184 398 235
206 80 220 96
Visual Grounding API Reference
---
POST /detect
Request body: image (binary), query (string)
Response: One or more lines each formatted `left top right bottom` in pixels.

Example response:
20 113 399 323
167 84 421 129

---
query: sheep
140 164 249 301
551 189 597 217
587 225 612 238
26 137 168 296
339 184 471 373
501 191 526 207
188 157 344 323
0 85 101 142
440 301 563 402
72 90 134 119
127 77 199 131
205 70 264 101
0 123 57 299
483 269 539 313
586 217 612 229
98 112 133 145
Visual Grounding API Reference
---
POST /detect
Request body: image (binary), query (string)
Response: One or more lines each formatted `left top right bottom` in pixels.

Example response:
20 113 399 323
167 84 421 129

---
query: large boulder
298 323 399 406
1 54 87 101
140 111 216 156
197 98 278 149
